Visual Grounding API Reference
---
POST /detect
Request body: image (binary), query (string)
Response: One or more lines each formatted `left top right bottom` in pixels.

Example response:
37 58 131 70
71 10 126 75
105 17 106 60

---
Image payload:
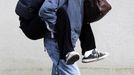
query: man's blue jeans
44 34 81 75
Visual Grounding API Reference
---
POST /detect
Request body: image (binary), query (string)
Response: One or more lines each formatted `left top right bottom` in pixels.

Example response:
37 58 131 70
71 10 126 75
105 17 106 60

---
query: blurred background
0 0 134 75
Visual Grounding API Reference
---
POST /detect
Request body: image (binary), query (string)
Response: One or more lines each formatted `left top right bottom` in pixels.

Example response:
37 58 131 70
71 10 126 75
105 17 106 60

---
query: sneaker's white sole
82 52 109 63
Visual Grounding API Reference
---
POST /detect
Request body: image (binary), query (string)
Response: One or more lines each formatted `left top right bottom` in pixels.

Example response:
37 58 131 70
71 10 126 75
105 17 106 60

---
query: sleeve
39 0 59 32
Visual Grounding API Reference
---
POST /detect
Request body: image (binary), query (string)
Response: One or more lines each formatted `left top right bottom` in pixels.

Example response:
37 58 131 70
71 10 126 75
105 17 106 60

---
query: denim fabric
66 0 84 47
39 0 67 32
39 0 84 47
44 33 81 75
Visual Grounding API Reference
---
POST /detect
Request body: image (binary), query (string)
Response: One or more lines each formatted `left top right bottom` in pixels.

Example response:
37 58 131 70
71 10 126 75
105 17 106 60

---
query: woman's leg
79 22 96 55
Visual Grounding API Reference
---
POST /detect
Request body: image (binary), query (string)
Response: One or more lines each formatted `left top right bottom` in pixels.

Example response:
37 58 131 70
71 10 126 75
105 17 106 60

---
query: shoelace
92 49 100 58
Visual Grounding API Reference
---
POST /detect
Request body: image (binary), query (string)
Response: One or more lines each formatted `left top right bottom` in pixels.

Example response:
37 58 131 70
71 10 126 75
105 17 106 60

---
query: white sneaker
82 49 109 63
65 51 80 65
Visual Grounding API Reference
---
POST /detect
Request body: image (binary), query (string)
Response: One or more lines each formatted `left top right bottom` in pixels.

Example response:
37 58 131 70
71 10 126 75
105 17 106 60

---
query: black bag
15 0 45 40
84 0 112 23
15 0 44 19
19 16 46 40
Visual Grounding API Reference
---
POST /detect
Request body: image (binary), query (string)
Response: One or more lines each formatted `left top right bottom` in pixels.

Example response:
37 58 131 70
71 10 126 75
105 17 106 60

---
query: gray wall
0 0 134 75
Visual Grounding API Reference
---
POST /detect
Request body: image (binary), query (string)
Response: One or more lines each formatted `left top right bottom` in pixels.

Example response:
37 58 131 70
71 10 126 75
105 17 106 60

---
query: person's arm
39 0 66 38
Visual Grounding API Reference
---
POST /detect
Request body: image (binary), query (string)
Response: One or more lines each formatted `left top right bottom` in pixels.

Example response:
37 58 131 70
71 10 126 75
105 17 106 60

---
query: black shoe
65 51 80 65
82 50 109 63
